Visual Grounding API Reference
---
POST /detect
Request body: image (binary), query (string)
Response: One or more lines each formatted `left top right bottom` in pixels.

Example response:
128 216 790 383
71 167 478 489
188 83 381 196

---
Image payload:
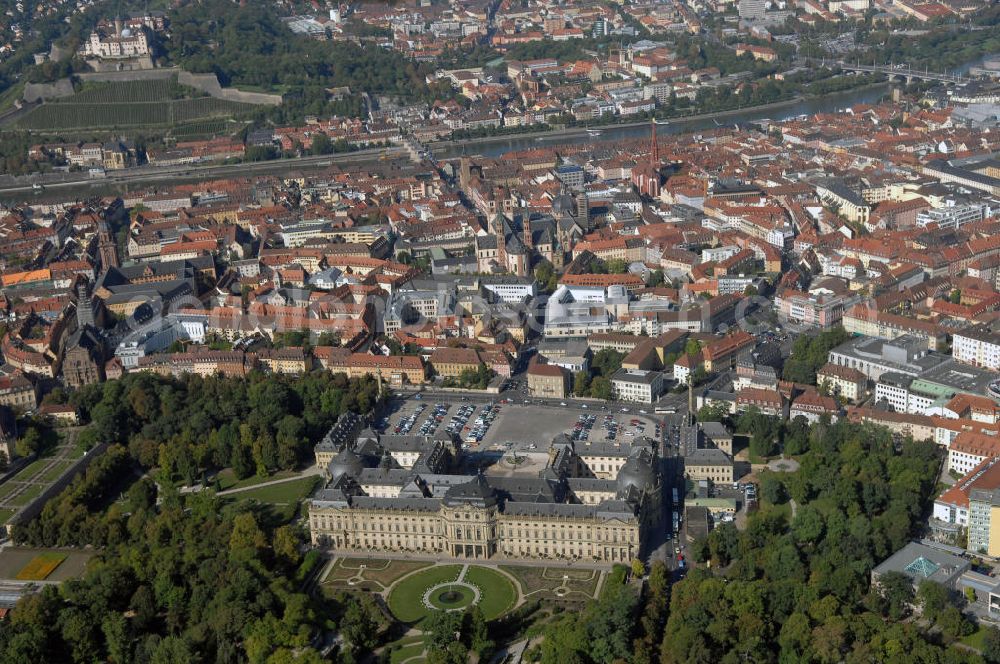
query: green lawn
223 476 320 522
387 565 463 624
36 461 74 484
216 468 297 491
365 560 432 588
67 442 89 460
463 566 517 619
0 483 19 503
6 484 44 507
321 558 432 593
20 457 54 478
960 626 988 651
0 508 16 523
230 476 319 503
389 642 425 664
386 565 518 624
500 565 600 600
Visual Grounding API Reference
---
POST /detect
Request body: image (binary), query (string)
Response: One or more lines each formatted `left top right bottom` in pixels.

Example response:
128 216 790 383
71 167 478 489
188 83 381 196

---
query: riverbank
429 81 891 151
0 81 892 202
431 96 802 149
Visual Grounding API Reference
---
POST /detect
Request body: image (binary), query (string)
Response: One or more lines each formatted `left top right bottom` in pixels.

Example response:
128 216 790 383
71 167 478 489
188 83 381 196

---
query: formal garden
385 564 518 624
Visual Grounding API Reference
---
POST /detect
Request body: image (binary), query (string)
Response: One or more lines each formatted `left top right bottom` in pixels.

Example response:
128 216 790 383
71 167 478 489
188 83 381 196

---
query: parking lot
380 397 661 451
379 399 505 445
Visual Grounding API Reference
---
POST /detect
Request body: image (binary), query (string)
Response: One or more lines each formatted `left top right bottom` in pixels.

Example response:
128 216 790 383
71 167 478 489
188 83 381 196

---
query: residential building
933 457 1000 541
684 448 735 483
949 431 1000 475
527 361 571 398
429 347 483 378
0 374 37 410
953 324 1000 371
345 354 426 385
817 362 867 401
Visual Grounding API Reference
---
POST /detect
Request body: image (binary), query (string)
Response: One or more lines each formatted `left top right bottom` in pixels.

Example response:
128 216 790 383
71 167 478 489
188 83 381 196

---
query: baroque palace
307 413 662 564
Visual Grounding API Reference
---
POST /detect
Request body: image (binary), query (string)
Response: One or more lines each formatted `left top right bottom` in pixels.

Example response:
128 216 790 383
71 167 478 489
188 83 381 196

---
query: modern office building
828 334 948 381
611 368 664 403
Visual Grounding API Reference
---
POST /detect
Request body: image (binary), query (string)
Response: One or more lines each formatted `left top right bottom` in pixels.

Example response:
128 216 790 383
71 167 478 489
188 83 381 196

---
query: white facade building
611 369 664 403
953 325 1000 371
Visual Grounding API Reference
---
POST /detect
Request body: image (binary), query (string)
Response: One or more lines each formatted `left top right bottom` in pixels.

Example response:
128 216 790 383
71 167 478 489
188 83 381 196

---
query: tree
937 605 972 643
587 585 638 663
310 132 333 155
151 635 195 664
631 558 646 578
127 477 157 513
341 596 380 658
791 505 824 545
14 426 42 458
782 327 849 384
272 525 301 569
102 612 131 664
983 627 1000 664
606 258 629 274
534 260 559 293
778 612 812 658
916 579 949 622
59 606 100 663
229 512 266 558
696 402 729 422
129 585 157 632
684 339 701 357
878 571 915 621
749 431 777 459
467 607 494 658
573 371 591 397
707 523 740 566
760 475 787 505
783 416 810 456
591 349 624 378
590 377 613 401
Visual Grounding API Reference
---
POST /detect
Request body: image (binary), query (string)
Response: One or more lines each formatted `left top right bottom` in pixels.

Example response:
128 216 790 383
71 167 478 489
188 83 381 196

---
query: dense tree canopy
2 369 391 662
1 480 344 663
664 419 973 663
782 326 850 384
59 370 382 490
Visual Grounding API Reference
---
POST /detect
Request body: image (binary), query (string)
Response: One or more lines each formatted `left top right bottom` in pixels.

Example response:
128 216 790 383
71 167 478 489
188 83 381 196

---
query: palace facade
308 417 662 564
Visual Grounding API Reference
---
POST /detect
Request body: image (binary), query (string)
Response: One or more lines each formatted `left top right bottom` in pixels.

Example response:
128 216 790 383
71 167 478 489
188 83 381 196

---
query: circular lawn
387 565 517 624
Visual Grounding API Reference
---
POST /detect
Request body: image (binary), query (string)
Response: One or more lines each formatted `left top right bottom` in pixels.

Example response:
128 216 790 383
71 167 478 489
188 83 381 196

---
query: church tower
576 192 590 230
97 220 120 272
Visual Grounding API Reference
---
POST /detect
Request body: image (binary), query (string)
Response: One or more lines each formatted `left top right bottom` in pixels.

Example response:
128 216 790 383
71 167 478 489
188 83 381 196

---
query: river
434 83 892 159
1 81 894 203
